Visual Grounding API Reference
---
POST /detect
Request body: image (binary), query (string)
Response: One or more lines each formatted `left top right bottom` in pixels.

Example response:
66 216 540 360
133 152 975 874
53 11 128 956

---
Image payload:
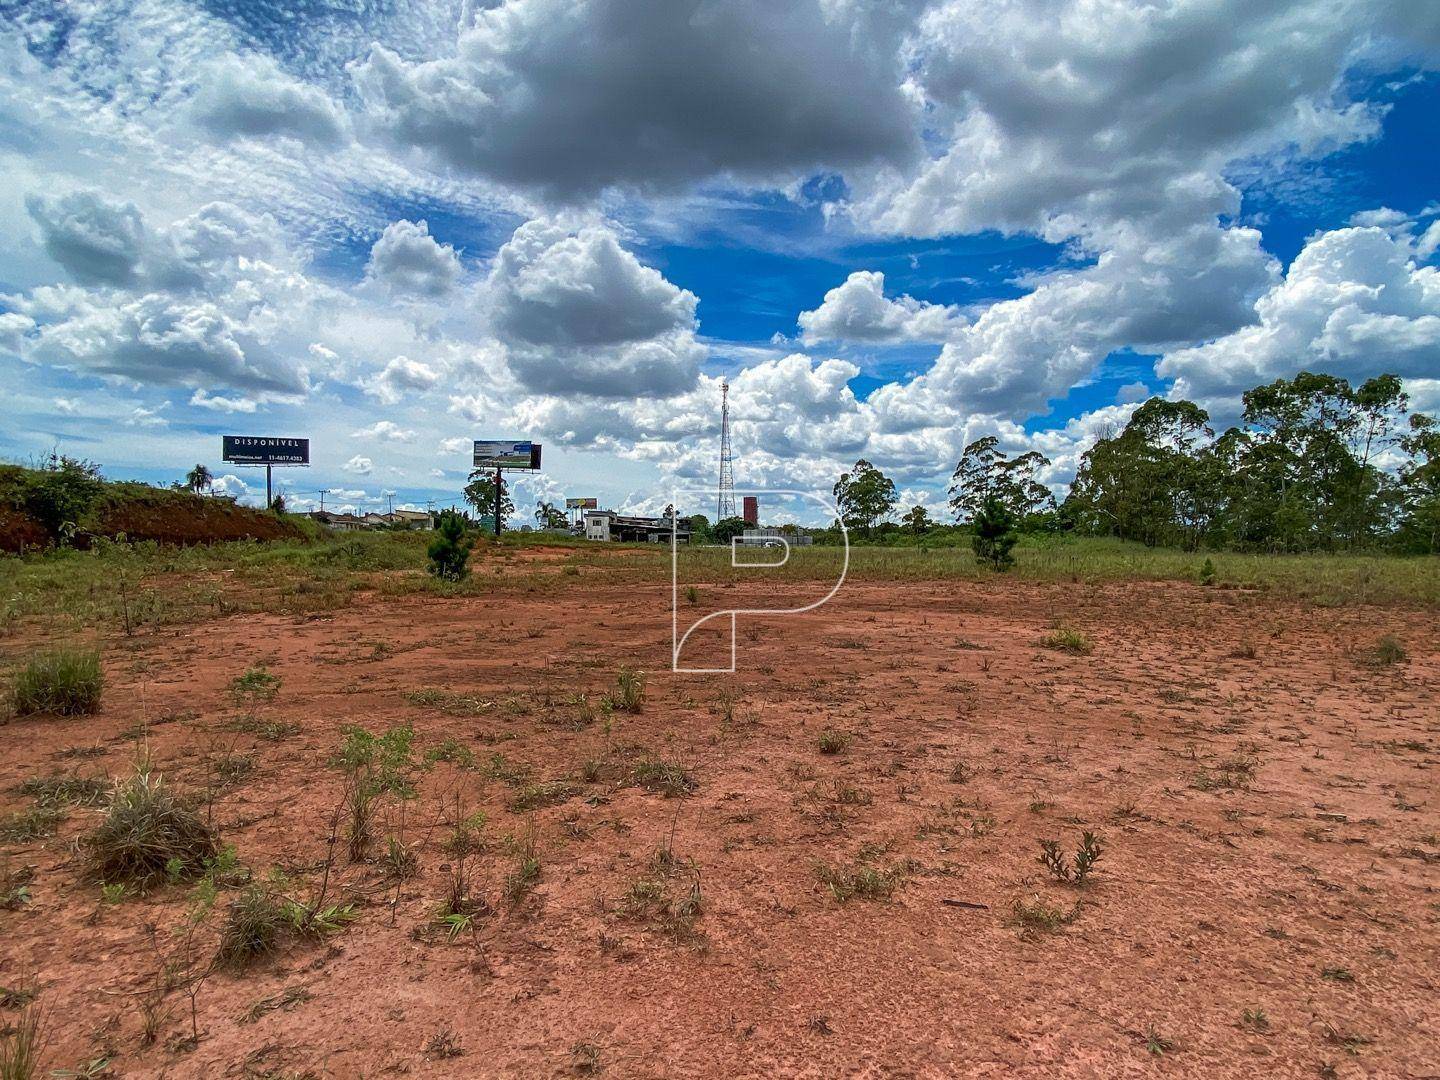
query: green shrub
11 648 103 716
13 455 104 540
972 497 1017 571
426 512 472 581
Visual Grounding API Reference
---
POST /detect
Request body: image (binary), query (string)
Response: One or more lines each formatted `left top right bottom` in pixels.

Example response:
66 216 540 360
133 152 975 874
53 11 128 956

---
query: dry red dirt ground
2 575 1437 1078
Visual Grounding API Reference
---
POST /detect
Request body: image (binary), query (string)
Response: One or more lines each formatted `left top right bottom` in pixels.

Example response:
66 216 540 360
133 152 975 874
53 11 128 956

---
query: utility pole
314 489 330 512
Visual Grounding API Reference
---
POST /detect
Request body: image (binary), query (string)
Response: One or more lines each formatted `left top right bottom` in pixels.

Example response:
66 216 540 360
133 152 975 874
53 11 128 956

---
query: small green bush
15 455 104 539
11 648 103 716
972 497 1018 571
1038 831 1104 885
426 512 472 581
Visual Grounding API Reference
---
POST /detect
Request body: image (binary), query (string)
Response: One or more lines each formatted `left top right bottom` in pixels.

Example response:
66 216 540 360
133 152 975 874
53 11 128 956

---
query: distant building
311 511 368 531
743 496 758 526
583 509 614 541
387 509 433 530
583 509 690 543
310 509 432 531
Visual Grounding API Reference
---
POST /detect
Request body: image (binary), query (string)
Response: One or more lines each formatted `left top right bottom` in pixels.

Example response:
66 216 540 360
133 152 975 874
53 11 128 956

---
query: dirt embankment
0 505 49 552
88 489 305 547
0 491 305 552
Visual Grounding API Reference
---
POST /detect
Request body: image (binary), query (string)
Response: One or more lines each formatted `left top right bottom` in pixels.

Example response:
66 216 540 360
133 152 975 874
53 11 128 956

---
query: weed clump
215 885 285 970
508 780 574 812
618 860 705 945
14 775 108 808
0 807 65 843
1364 635 1407 668
10 648 103 717
423 738 476 769
228 666 281 704
503 855 541 907
817 729 851 755
632 757 696 797
1192 756 1256 792
814 861 904 903
0 995 43 1080
1038 831 1104 885
1040 624 1092 654
331 724 418 862
607 667 645 713
1007 894 1081 938
81 766 218 885
2 865 35 910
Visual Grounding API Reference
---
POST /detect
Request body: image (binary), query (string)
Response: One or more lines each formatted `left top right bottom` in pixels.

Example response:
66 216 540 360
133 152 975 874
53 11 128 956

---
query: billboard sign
473 440 541 470
222 435 309 465
565 497 599 509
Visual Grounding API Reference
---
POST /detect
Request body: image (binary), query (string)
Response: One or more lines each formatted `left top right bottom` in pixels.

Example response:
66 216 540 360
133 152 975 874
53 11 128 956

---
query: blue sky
1 1 1438 523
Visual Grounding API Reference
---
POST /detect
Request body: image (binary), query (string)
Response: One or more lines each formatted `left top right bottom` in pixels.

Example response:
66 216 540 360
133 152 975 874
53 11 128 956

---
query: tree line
828 372 1440 555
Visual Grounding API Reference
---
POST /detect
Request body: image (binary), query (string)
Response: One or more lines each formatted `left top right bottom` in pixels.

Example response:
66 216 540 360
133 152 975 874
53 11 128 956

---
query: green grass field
675 536 1440 607
1 530 1435 645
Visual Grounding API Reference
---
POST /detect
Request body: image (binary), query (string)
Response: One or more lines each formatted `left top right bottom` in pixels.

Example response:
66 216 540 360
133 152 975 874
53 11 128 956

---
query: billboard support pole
494 466 503 537
266 464 273 509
